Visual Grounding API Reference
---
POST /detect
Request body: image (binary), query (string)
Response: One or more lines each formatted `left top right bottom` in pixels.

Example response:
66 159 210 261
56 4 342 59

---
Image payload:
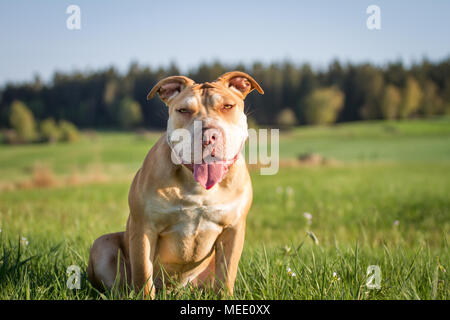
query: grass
0 118 449 299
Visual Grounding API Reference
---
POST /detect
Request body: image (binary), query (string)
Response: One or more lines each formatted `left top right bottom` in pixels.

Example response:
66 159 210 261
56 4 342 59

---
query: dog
87 71 263 298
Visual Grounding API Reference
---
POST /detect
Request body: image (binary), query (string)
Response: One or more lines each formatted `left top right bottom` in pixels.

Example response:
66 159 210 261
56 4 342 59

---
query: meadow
0 118 449 299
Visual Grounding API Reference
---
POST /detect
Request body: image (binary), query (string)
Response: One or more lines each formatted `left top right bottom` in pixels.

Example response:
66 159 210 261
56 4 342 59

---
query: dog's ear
147 76 195 104
215 71 264 99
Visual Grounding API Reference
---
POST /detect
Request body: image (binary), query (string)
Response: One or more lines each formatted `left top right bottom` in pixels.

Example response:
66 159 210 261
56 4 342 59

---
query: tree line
1 58 449 131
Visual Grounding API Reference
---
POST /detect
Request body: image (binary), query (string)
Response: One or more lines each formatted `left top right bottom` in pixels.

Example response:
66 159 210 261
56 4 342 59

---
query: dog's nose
202 128 219 146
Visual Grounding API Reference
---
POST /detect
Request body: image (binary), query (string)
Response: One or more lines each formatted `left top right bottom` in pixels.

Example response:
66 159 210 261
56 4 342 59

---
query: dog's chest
148 195 243 233
145 194 245 263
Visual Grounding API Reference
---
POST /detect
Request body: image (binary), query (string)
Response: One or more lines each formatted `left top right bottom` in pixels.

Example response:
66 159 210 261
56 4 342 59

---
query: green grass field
0 118 449 299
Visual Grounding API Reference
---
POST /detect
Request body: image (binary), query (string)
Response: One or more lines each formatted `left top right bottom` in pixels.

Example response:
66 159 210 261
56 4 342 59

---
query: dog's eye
177 108 191 114
222 104 235 111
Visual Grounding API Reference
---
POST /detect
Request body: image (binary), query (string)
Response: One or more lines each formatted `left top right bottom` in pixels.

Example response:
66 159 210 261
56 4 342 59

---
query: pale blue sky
1 0 449 85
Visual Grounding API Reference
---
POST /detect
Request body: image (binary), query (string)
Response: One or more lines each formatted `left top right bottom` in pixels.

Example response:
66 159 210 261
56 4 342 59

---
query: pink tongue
194 163 227 190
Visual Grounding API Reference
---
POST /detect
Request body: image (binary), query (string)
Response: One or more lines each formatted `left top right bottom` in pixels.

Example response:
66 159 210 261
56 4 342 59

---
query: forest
1 58 449 132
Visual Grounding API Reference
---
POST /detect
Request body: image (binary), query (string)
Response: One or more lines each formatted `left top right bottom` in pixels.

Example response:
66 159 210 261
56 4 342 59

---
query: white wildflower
20 236 29 246
332 272 341 281
303 212 312 224
287 267 296 277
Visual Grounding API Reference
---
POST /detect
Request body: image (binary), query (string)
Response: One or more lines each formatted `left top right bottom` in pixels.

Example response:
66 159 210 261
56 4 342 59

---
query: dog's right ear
147 76 195 104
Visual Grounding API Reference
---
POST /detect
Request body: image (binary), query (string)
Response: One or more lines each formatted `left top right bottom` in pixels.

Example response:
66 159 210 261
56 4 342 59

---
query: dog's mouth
183 152 240 190
168 130 245 190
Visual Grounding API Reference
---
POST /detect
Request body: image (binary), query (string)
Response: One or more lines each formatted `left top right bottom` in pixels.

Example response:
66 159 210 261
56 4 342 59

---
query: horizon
3 56 450 88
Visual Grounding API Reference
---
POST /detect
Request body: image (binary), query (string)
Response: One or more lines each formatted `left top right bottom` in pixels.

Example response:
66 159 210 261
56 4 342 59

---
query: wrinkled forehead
176 82 242 108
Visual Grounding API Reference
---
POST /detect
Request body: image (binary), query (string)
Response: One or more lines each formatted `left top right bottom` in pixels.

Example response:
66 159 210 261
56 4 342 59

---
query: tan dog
87 71 263 298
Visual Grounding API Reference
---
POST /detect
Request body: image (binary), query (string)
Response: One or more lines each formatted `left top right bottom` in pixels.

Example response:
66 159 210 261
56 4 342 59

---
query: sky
0 0 449 86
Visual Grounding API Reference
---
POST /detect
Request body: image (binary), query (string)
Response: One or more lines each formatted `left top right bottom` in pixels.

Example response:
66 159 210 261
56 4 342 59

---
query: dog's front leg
128 216 158 299
214 219 246 297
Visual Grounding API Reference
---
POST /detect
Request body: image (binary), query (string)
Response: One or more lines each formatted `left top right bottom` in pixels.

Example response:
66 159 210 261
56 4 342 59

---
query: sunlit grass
0 118 449 299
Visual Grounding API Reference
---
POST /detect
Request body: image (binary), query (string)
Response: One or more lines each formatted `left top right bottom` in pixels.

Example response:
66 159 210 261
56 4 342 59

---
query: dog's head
147 71 263 190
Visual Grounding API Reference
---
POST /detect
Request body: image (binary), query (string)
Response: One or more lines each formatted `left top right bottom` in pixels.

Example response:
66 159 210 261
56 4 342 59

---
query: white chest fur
142 190 248 265
144 192 247 235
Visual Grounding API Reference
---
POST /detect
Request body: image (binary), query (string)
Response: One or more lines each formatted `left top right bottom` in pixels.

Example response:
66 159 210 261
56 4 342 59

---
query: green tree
380 85 402 120
59 120 80 143
40 118 61 143
103 79 119 106
399 77 423 119
9 100 37 143
302 87 345 125
421 80 443 116
117 97 142 129
276 108 298 128
359 70 384 120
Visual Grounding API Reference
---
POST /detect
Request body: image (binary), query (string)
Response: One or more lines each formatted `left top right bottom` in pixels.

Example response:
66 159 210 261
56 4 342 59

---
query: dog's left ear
147 76 195 104
215 71 264 99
